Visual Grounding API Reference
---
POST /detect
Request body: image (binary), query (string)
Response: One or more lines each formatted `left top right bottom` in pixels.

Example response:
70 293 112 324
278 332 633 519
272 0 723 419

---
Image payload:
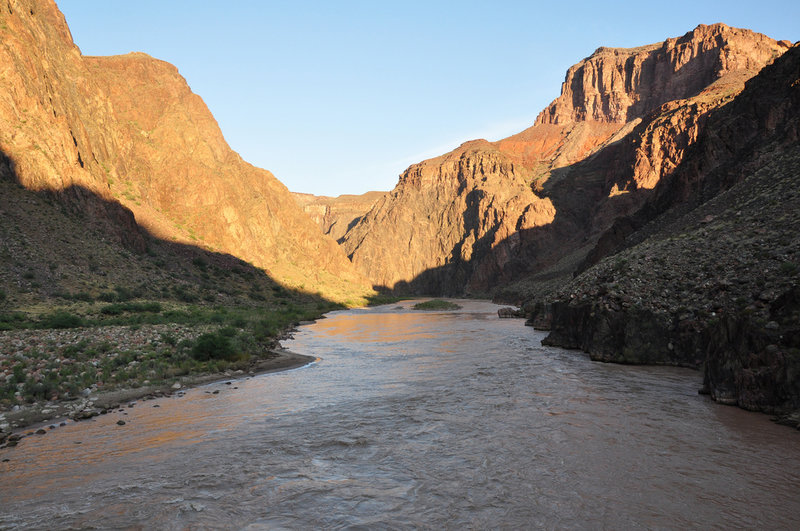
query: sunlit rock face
0 0 372 302
341 24 790 295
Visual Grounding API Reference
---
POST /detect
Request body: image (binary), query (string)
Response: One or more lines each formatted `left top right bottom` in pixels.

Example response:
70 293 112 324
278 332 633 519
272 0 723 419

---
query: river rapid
1 300 799 529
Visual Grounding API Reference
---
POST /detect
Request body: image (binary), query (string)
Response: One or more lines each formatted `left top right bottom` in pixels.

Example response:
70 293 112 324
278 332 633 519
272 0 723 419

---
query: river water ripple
1 300 799 529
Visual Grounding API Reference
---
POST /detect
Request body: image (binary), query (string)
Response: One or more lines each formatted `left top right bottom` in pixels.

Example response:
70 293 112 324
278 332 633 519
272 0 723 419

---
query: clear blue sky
58 1 798 196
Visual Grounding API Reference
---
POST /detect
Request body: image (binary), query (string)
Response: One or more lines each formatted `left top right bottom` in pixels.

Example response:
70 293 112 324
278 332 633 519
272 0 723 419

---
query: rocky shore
0 319 317 442
0 343 314 448
525 147 800 426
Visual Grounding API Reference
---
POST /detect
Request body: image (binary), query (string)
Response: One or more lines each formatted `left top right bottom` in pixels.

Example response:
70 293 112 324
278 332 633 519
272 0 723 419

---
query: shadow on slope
372 42 800 300
0 144 365 415
0 147 343 321
375 127 662 298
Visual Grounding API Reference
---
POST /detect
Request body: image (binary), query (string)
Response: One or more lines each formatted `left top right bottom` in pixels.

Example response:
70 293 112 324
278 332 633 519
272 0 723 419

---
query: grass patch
412 299 462 311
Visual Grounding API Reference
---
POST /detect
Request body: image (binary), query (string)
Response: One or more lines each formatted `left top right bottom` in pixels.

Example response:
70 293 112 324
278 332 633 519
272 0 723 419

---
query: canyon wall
0 0 372 303
533 44 800 417
341 24 790 295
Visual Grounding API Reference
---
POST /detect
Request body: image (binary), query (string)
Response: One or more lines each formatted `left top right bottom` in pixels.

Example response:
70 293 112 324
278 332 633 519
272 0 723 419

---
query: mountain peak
536 24 787 126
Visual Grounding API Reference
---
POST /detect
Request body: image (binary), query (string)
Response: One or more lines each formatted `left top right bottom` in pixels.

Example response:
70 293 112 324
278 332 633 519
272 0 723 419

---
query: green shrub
4 312 27 323
41 310 83 329
218 326 237 337
114 286 134 302
173 285 198 303
271 285 288 297
100 304 124 316
160 332 177 346
0 289 5 302
252 318 278 340
62 339 91 360
191 332 236 361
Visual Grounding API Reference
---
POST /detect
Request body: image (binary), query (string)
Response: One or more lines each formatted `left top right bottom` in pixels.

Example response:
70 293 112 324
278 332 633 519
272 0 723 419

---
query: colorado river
1 300 799 529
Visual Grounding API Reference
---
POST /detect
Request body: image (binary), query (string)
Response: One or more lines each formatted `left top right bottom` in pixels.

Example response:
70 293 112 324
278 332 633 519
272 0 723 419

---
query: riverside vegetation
0 0 388 435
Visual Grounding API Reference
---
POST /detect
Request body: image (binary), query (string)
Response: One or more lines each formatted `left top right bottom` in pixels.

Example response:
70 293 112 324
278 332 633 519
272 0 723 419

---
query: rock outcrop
341 24 790 295
535 44 800 417
343 140 555 294
292 191 386 243
0 0 372 303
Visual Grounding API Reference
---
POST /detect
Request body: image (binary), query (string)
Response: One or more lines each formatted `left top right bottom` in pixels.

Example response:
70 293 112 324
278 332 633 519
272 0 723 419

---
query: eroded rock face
342 141 555 294
0 0 146 251
536 24 787 125
342 23 789 294
0 0 371 302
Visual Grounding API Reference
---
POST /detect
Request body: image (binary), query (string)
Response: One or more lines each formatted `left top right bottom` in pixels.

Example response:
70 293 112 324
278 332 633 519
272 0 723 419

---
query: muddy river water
1 300 799 529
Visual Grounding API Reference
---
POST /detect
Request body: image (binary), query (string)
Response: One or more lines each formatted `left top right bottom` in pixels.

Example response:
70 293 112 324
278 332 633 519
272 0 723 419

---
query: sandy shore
0 348 315 438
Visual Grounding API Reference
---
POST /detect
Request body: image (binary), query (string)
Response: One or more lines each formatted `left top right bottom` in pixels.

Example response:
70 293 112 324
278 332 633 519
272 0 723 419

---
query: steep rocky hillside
529 44 800 420
0 0 372 304
292 191 386 243
341 24 790 295
0 165 310 311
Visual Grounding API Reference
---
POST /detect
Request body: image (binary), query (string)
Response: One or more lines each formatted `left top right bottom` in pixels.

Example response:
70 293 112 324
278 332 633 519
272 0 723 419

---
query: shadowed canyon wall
536 44 800 417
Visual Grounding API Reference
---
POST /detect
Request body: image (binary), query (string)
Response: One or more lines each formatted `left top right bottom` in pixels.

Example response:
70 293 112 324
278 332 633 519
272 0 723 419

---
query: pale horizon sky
58 1 798 197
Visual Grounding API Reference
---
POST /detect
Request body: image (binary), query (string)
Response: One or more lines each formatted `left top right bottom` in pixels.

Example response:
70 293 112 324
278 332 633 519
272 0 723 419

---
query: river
1 300 799 529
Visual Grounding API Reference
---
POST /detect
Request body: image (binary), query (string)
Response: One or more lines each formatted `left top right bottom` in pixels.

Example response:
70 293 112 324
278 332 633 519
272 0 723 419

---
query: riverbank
0 345 315 445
